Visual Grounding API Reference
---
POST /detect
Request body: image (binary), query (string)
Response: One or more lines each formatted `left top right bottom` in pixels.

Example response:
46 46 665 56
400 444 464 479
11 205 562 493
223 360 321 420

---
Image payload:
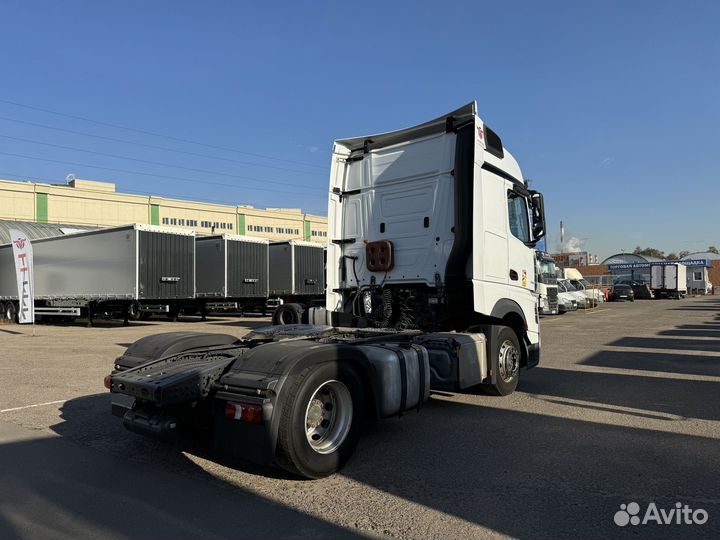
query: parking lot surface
1 299 719 539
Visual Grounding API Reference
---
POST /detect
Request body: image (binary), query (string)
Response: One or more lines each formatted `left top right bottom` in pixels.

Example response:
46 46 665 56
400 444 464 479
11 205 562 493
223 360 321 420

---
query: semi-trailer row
0 225 325 325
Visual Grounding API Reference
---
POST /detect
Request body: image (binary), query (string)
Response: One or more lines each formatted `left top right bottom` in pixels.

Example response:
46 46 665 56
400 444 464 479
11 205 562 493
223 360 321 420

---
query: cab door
506 187 535 295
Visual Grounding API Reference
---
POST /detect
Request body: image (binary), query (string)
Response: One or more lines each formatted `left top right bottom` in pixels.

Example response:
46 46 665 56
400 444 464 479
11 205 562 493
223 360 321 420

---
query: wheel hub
304 380 353 455
306 399 324 429
498 339 520 383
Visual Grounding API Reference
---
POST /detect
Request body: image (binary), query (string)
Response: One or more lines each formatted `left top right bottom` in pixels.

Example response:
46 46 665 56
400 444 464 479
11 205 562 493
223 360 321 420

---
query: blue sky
0 0 718 259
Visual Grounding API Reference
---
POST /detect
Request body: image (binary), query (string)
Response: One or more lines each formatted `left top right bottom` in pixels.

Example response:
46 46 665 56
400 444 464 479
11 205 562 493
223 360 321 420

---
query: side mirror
529 190 546 243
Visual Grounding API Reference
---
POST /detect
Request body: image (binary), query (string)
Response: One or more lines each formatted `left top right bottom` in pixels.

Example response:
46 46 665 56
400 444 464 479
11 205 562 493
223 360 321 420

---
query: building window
228 223 233 230
162 217 169 225
694 271 703 281
171 218 177 225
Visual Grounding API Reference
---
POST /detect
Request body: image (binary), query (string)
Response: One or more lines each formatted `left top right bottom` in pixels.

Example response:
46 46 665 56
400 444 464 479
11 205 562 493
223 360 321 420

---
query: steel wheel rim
498 339 520 383
304 380 353 454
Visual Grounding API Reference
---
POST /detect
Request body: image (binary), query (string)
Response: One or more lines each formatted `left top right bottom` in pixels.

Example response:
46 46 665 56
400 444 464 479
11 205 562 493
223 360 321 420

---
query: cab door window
507 191 530 243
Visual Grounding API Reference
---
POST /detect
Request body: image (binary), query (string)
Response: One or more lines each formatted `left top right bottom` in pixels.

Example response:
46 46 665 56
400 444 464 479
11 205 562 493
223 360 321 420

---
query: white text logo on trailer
9 229 34 324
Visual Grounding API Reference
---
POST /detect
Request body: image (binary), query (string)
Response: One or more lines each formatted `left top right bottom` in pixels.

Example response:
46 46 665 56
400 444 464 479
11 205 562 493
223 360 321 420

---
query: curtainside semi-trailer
107 102 547 478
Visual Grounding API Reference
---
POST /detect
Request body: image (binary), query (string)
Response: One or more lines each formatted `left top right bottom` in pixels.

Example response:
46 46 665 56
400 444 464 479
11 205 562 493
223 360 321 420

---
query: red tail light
103 374 113 390
225 402 264 424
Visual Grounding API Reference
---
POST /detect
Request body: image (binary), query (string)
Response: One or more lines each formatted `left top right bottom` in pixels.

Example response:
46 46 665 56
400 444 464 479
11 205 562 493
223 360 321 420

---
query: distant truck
535 251 559 315
650 263 687 299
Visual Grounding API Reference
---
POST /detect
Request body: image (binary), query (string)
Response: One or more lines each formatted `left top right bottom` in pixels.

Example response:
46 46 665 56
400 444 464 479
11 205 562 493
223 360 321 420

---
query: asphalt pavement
0 300 718 539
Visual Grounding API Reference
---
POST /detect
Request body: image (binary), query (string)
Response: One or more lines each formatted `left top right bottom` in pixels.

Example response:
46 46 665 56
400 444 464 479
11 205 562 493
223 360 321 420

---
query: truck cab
535 251 559 315
324 102 545 361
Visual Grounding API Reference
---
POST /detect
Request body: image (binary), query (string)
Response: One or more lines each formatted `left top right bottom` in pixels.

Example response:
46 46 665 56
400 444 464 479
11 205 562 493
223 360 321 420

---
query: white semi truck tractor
535 251 560 315
106 102 547 478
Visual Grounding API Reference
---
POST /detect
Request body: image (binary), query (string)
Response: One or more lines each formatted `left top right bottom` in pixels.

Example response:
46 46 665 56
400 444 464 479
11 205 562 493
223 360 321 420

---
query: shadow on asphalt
519 366 720 421
658 329 720 338
607 336 720 353
339 389 720 539
0 394 364 540
33 369 720 540
0 327 23 335
578 349 720 378
674 324 720 330
669 307 720 311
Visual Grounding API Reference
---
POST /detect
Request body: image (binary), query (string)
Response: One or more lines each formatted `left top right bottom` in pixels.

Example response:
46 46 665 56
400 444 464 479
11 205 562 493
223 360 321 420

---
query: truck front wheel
275 362 365 479
483 326 521 396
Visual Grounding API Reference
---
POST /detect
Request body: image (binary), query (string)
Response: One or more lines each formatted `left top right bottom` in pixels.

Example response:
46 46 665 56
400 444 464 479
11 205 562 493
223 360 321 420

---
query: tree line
633 246 719 260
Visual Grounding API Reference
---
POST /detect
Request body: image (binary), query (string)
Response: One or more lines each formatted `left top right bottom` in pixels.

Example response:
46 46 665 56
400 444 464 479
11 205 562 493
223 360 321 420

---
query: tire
275 362 365 479
272 303 304 325
4 301 17 323
127 302 141 321
483 327 521 396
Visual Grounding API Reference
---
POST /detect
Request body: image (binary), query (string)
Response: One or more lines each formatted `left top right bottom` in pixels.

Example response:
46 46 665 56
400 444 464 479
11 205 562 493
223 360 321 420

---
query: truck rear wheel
275 362 365 479
483 326 521 396
272 303 304 325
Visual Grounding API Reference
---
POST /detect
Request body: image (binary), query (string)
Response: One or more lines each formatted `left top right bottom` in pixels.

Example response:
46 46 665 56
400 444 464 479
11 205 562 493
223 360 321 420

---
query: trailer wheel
272 303 304 325
4 301 17 323
275 362 365 479
483 327 521 396
127 302 141 321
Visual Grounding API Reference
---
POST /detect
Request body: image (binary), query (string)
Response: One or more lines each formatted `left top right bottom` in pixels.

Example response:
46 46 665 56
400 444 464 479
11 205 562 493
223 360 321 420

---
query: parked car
609 284 635 302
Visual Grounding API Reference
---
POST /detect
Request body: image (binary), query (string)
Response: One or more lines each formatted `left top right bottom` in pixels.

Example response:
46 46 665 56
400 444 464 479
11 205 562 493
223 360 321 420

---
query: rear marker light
103 374 113 390
225 402 263 424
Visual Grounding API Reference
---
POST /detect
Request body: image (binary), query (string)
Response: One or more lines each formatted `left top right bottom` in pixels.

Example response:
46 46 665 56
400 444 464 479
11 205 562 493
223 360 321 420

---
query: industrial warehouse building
0 177 328 243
